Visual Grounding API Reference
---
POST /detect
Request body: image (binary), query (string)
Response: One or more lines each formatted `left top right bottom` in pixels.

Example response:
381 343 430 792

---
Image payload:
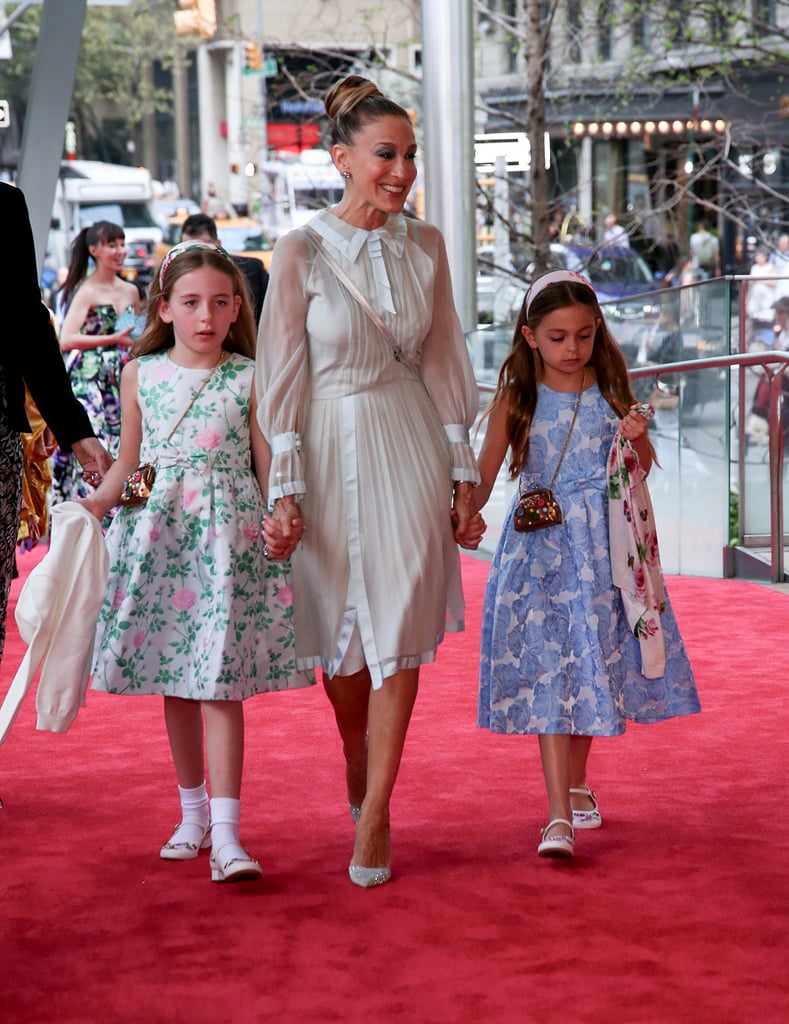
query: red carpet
1 547 788 1023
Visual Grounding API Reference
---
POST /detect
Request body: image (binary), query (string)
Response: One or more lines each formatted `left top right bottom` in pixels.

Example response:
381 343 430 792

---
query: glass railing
466 274 789 578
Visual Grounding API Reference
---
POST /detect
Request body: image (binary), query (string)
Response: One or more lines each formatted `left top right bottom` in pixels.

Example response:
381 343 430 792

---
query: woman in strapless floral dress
52 220 144 503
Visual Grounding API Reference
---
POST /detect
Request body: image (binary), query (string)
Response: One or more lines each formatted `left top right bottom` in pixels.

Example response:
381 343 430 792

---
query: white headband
525 269 596 316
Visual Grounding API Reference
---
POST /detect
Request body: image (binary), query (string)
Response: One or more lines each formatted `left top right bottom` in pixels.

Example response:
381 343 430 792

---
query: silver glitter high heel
349 804 362 824
348 864 391 888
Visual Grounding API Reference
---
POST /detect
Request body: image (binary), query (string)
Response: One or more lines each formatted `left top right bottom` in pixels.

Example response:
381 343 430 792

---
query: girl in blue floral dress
83 241 312 883
475 270 700 859
52 221 143 503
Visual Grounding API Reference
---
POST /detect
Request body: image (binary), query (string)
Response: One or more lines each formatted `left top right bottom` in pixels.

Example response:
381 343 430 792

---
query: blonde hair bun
325 75 382 121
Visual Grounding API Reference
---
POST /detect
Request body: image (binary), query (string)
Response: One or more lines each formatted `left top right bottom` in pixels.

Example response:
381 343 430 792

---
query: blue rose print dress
478 382 700 736
91 351 313 699
52 304 128 503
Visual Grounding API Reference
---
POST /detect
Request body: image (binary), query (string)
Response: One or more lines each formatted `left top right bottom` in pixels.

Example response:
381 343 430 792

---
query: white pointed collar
309 212 407 315
310 210 408 261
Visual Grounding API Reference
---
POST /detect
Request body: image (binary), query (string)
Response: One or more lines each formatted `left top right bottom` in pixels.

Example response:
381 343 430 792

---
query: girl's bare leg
202 701 244 798
163 696 205 789
538 733 573 839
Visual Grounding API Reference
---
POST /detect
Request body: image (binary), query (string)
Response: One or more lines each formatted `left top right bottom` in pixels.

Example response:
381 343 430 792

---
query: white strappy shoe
537 818 575 858
570 783 602 830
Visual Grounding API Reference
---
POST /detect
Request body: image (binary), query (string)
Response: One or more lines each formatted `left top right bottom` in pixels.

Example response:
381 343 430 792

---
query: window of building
752 0 777 28
598 0 612 60
568 0 582 63
632 12 649 49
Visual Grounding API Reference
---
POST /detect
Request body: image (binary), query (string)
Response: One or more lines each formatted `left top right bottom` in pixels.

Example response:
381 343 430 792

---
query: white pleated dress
256 210 480 688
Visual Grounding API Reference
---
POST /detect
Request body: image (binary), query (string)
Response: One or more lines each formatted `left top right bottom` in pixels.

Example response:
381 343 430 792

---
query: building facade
475 0 789 272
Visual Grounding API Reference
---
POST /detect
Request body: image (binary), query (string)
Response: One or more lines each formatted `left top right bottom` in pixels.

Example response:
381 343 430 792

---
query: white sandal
537 818 575 858
160 820 211 861
570 784 602 830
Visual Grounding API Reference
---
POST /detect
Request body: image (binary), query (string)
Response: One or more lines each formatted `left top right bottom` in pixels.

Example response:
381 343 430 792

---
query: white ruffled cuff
268 432 305 502
443 424 480 483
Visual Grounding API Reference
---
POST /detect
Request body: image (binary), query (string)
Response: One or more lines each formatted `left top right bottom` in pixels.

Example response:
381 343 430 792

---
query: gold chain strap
520 367 587 497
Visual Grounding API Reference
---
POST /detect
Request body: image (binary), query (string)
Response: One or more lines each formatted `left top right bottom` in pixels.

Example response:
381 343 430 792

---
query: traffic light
244 41 262 73
173 0 217 40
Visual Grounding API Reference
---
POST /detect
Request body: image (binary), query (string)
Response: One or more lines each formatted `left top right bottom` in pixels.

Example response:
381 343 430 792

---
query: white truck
257 150 345 236
47 160 163 285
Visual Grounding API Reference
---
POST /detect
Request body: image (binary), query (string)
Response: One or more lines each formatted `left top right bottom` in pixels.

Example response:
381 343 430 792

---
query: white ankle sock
178 781 210 826
210 796 241 851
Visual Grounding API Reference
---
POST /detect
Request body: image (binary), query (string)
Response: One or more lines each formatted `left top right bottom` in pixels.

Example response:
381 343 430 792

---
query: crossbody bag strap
302 226 419 377
164 351 227 445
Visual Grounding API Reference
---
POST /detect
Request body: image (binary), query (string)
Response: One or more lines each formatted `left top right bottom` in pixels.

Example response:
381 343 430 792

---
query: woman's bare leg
324 667 372 810
353 667 419 868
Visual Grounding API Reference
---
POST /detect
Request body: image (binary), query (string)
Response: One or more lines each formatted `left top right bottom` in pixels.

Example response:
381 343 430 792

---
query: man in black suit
0 181 112 661
180 213 269 327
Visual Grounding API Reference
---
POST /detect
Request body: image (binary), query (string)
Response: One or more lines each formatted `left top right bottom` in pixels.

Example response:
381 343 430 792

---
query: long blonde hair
132 245 256 359
490 278 644 478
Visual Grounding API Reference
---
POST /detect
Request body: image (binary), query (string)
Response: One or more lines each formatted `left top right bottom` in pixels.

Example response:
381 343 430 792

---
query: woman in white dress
257 76 484 887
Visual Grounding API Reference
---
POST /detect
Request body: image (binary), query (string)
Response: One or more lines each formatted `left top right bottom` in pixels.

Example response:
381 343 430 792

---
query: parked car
156 214 276 271
151 196 200 234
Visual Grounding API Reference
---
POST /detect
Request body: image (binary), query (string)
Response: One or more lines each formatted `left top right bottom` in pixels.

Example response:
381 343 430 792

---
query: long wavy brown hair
131 246 256 359
488 279 649 478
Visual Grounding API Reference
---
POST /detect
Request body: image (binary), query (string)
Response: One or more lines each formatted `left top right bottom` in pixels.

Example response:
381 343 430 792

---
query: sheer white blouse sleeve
413 222 480 484
255 230 311 502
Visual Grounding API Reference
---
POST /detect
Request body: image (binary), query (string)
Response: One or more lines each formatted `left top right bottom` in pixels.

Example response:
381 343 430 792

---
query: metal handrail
475 350 789 581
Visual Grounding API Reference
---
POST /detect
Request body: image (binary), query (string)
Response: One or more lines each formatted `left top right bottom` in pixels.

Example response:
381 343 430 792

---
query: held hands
72 437 114 487
263 497 305 561
452 481 487 550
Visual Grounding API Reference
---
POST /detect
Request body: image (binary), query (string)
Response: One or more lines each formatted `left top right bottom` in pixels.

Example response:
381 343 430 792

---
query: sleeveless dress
91 351 313 699
478 382 700 736
52 304 128 503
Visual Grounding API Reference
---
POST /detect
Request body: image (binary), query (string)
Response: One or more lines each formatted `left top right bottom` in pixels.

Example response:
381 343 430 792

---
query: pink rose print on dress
133 630 146 649
243 521 260 542
172 587 197 611
156 361 177 382
277 584 294 606
182 488 198 511
647 532 660 562
112 589 127 609
149 525 161 542
194 429 221 450
634 565 646 599
643 617 659 636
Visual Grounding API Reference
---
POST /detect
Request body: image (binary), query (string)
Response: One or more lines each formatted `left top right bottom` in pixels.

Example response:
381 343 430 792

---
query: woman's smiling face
332 114 417 224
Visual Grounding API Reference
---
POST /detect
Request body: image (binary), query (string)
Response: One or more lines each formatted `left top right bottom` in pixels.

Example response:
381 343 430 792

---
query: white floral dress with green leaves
91 350 313 699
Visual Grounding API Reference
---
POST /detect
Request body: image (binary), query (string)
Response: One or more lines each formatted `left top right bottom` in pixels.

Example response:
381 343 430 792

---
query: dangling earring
342 171 351 180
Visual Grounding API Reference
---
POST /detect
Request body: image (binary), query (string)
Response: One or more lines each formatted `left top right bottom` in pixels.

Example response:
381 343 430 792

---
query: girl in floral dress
52 221 143 503
475 271 700 860
83 241 312 883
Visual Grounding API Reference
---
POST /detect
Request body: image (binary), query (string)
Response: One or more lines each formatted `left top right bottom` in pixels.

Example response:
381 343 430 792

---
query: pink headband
525 269 596 316
158 240 235 288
